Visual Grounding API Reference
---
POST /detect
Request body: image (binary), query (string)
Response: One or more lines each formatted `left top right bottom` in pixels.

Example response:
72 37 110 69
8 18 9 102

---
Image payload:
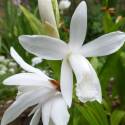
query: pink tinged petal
60 58 73 107
1 88 54 125
19 35 69 60
69 54 102 103
82 31 125 57
3 73 54 89
10 47 49 79
69 1 87 49
30 108 41 125
51 94 70 125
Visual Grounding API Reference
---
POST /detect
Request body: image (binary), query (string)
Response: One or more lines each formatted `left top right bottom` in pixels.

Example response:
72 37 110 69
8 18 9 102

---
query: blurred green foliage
0 0 125 124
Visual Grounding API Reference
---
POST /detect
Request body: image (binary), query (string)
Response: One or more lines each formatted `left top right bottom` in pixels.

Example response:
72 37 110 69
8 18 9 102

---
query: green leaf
89 102 109 125
99 49 125 103
69 104 88 125
20 5 59 37
20 5 45 34
103 13 114 33
111 110 125 125
75 102 109 125
47 60 61 80
114 18 125 31
51 0 60 27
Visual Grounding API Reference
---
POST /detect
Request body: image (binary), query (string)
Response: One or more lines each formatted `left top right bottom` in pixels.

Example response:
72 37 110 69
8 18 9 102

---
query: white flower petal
17 86 45 95
3 73 54 88
82 31 125 57
30 108 40 125
38 0 57 28
51 94 70 125
1 88 54 125
60 58 73 107
69 1 87 49
69 54 102 103
19 35 69 60
11 47 49 79
42 98 52 125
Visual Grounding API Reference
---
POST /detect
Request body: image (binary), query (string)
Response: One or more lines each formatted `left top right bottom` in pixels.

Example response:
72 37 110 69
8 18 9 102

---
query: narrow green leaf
20 5 44 34
103 13 114 33
75 102 109 125
99 49 125 103
87 102 109 125
111 110 125 125
51 0 60 27
76 103 101 125
47 60 61 80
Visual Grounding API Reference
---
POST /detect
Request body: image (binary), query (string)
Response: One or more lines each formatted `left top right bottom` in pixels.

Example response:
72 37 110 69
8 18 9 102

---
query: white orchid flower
59 0 71 11
19 1 125 107
1 47 69 125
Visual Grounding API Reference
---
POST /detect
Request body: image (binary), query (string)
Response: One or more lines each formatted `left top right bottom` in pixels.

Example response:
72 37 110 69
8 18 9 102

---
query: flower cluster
2 1 125 125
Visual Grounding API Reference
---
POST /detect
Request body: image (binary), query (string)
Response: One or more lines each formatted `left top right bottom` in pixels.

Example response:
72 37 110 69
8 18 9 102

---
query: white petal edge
1 88 54 125
10 47 49 79
69 54 102 103
69 1 87 49
51 94 70 125
29 105 40 117
3 73 54 89
19 35 69 60
30 108 41 125
82 31 125 57
60 58 73 107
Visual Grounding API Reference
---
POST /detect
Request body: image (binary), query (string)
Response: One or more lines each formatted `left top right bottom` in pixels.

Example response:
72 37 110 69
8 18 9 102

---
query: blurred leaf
120 52 125 70
20 5 44 34
47 60 61 80
114 17 125 31
103 99 111 113
52 0 60 27
111 110 125 125
103 13 114 33
20 5 59 37
90 57 106 75
69 104 89 125
0 36 2 52
75 102 109 125
99 49 125 104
